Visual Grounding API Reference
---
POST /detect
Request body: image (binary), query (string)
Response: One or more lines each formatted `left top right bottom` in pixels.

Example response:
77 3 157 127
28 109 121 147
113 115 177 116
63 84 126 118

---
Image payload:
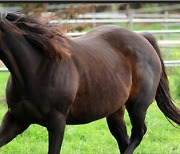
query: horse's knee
131 126 146 141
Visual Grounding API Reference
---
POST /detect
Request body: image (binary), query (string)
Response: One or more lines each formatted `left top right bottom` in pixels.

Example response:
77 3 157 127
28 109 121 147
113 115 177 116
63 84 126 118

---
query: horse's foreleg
106 106 129 154
0 111 29 147
46 110 66 154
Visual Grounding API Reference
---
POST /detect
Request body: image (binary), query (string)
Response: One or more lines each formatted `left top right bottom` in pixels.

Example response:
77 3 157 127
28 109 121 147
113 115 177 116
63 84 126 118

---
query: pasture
0 71 179 154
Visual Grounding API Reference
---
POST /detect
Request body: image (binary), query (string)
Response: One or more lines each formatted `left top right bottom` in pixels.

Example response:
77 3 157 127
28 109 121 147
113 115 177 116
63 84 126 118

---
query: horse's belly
66 98 126 125
66 82 131 125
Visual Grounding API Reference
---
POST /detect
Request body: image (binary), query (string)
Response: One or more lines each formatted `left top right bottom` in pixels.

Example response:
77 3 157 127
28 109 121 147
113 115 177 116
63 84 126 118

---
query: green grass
0 72 9 103
0 103 179 154
0 72 179 154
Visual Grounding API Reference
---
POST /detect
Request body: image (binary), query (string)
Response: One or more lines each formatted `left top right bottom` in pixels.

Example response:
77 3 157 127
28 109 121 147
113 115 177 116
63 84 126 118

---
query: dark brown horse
0 12 179 154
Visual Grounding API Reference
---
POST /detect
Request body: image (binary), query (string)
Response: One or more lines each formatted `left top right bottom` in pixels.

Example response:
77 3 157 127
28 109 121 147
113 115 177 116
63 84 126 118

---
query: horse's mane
0 12 71 60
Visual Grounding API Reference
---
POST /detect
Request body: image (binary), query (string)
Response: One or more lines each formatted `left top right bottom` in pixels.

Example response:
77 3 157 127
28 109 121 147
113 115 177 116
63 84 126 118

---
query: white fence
53 18 180 25
52 12 180 30
164 60 180 67
0 68 8 72
78 13 180 19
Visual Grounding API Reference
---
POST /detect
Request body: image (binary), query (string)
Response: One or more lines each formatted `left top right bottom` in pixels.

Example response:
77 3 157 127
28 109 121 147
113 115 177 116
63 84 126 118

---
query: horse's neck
2 33 44 87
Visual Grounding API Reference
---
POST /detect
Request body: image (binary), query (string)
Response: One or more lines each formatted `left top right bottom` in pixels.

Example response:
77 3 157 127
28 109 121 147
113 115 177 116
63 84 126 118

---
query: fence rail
0 68 8 72
78 13 180 19
53 18 180 24
164 60 180 67
158 40 180 47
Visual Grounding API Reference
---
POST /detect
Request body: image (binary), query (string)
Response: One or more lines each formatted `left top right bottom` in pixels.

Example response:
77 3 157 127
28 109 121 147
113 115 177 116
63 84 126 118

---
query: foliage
1 3 49 15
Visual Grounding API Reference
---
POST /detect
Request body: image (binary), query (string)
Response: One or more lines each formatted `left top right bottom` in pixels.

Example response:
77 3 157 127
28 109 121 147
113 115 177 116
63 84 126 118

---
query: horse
0 12 179 154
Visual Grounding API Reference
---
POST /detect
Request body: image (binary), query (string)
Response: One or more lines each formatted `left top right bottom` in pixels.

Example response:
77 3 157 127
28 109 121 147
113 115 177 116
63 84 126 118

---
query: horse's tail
142 33 180 125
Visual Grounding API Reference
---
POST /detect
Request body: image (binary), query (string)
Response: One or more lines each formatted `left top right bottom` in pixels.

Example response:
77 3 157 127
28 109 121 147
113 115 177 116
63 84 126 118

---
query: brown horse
0 12 179 154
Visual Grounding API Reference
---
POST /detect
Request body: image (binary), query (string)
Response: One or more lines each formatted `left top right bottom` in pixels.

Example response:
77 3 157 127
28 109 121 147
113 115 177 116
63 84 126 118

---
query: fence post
164 11 169 60
92 10 96 28
129 13 134 30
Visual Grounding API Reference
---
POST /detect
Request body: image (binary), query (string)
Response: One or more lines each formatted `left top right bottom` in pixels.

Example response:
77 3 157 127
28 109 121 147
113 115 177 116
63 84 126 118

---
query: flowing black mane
0 12 70 60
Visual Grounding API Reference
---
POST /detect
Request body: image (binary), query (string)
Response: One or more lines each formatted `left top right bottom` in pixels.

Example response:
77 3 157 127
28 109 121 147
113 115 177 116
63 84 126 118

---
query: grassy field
0 71 180 154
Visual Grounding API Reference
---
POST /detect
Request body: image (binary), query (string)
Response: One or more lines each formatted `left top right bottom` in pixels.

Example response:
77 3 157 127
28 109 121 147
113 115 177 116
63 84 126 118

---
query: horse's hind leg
0 111 29 147
106 106 129 154
124 99 152 154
